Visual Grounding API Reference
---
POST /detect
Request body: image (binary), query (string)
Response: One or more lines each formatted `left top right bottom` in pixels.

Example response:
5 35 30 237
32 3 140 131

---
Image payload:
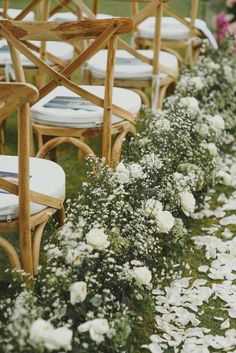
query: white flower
180 191 196 216
30 318 54 345
70 281 87 305
207 143 218 156
78 318 110 344
191 77 204 90
116 162 130 184
198 123 209 137
30 319 73 351
207 61 220 70
216 170 232 186
133 266 152 286
208 114 225 130
44 327 73 351
86 228 110 250
180 97 199 116
156 210 175 233
154 118 171 130
129 163 145 179
224 65 234 82
141 153 163 169
144 199 163 218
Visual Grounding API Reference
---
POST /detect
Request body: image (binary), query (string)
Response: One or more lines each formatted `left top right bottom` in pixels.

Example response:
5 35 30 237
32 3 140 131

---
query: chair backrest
50 0 171 110
0 17 134 163
0 82 38 274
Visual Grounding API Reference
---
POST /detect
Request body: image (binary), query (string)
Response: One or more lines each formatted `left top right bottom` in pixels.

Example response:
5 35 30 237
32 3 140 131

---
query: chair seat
0 39 74 67
87 49 178 80
0 8 35 21
0 156 65 221
49 12 77 21
49 12 112 21
31 85 141 129
137 16 209 41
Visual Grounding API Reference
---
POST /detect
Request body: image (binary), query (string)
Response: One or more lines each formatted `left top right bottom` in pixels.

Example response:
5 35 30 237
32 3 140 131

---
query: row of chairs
0 0 216 276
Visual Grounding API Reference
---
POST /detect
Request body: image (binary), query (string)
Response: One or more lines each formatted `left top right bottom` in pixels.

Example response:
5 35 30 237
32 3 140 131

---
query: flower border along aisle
0 38 236 353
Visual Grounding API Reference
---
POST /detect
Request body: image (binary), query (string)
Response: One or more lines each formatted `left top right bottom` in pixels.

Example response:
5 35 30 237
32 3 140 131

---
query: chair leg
0 122 5 154
0 237 21 271
32 219 48 275
36 136 95 160
111 127 130 168
78 135 87 161
132 88 150 108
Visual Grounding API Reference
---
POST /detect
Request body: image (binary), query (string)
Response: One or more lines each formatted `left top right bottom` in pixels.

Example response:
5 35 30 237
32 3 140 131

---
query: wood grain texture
0 18 134 40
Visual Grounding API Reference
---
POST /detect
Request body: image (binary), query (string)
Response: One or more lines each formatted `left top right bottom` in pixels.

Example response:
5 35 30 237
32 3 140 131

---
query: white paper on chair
43 96 99 112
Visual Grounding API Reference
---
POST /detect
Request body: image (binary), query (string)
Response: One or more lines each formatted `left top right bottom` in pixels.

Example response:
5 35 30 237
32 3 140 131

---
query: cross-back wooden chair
0 0 76 153
132 0 218 66
82 0 179 110
0 0 74 88
0 17 140 166
0 82 66 276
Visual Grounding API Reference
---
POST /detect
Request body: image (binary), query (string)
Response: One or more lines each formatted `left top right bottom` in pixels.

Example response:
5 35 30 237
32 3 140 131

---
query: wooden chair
0 0 76 153
0 17 140 166
132 0 218 66
0 82 66 276
0 0 74 88
82 0 179 110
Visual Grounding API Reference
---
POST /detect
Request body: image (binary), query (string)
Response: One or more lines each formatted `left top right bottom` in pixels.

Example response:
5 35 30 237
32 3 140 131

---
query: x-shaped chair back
0 17 134 164
67 0 173 110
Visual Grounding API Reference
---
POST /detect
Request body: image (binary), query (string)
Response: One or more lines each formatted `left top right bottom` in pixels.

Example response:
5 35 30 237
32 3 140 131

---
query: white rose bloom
208 114 225 130
128 163 145 179
155 118 171 130
180 191 196 217
30 319 73 351
156 210 175 233
86 228 110 250
180 97 199 116
44 327 73 351
207 61 220 70
30 318 54 345
207 143 217 156
70 281 87 305
191 77 204 90
116 162 130 184
173 172 183 180
144 199 163 218
216 170 232 186
133 266 152 286
78 318 109 344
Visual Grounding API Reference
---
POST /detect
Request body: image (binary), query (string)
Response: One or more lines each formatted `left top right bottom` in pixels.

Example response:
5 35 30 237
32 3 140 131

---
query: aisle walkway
145 148 236 353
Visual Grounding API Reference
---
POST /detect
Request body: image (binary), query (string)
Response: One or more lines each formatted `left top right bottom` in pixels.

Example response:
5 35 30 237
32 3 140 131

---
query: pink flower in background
229 21 236 35
216 12 230 42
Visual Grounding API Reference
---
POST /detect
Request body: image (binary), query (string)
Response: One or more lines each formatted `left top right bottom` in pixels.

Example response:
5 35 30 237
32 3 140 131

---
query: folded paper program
44 96 100 112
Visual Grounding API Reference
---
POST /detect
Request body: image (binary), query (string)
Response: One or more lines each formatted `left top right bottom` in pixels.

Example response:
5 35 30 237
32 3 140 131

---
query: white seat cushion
0 39 74 67
31 85 141 129
87 49 178 80
49 12 77 21
0 156 65 221
137 16 208 41
0 8 35 21
49 12 111 22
